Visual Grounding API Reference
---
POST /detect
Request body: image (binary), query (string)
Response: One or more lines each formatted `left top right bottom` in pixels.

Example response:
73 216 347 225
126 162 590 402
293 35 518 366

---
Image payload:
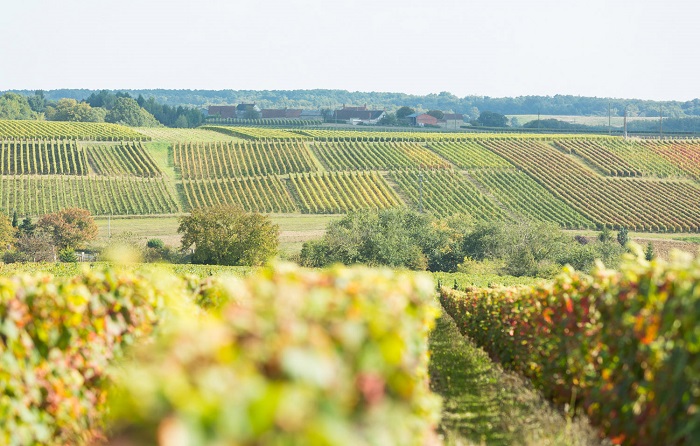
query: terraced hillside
1 123 699 232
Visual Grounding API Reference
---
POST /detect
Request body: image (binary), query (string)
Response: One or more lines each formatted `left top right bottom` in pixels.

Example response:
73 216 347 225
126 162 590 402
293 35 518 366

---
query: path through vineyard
429 313 603 446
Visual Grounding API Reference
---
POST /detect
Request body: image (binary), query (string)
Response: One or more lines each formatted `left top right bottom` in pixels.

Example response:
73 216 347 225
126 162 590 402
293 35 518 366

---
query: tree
476 111 508 127
243 108 260 120
598 226 614 243
396 106 415 119
105 97 160 127
37 208 98 250
46 99 106 122
645 242 655 261
0 93 37 120
617 227 629 247
27 90 46 113
426 110 444 120
11 232 55 262
378 112 398 126
18 216 36 236
178 205 279 266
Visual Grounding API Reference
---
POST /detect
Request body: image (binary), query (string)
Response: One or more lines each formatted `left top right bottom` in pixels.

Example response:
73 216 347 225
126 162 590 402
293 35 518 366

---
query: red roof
415 114 439 125
208 106 237 119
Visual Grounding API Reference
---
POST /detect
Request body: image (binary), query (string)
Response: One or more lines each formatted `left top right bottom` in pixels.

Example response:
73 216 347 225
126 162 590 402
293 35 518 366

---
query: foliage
45 99 106 122
426 110 445 120
0 211 16 251
440 249 700 445
146 238 164 249
645 242 655 260
598 226 614 242
10 231 55 262
0 92 37 120
476 111 508 127
179 205 279 266
109 264 441 445
396 106 415 119
242 108 261 119
617 227 630 246
300 208 447 271
182 175 297 213
0 268 168 444
58 247 78 262
105 97 160 127
38 207 98 250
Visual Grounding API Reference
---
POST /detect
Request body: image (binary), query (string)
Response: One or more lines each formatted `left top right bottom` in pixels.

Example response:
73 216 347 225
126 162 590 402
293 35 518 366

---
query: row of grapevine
553 139 643 177
389 169 509 221
173 141 317 179
481 139 700 231
0 175 179 216
310 141 449 171
0 120 150 141
204 118 323 126
425 140 513 168
289 171 402 214
180 176 297 213
134 127 242 143
469 169 594 228
201 125 308 140
87 142 162 177
642 139 700 180
0 139 87 175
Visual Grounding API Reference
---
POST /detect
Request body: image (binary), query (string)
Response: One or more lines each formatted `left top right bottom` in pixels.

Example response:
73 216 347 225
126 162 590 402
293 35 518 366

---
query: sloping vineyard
201 125 308 140
643 139 700 180
289 171 402 214
390 169 508 221
134 127 241 142
0 176 179 216
293 129 615 142
311 141 449 171
180 176 297 213
553 139 642 177
0 120 149 141
597 138 684 178
425 140 512 168
0 139 87 175
86 142 162 177
469 169 594 228
173 141 318 179
481 139 700 231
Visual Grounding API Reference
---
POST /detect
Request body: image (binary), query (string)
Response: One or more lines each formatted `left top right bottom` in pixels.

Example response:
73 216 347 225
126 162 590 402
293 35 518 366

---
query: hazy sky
1 0 698 100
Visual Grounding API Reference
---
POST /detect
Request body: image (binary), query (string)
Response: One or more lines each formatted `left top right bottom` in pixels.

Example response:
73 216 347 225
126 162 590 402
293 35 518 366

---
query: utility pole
537 107 540 131
419 172 424 213
659 106 663 136
608 101 612 136
623 107 628 139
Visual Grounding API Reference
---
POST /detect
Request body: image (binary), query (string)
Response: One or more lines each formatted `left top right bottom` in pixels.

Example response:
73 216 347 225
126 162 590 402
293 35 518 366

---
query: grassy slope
430 313 604 446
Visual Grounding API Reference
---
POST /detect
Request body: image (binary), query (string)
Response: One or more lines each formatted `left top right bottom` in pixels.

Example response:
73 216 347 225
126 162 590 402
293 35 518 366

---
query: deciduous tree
178 205 279 266
38 208 98 249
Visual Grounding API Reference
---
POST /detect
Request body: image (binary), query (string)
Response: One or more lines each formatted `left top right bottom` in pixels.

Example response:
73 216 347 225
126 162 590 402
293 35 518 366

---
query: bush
146 238 165 249
440 249 700 445
109 264 442 445
58 247 78 262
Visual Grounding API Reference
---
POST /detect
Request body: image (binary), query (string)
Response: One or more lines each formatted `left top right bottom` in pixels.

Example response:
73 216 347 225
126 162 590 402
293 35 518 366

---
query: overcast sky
1 0 698 100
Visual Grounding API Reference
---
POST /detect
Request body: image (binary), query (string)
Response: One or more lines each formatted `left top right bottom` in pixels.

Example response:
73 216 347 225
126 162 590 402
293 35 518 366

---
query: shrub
58 247 78 262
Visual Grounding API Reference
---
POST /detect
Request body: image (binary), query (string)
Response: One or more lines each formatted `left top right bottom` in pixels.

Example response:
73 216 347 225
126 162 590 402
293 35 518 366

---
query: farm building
261 108 303 119
207 105 237 119
301 109 323 120
333 104 386 125
442 113 465 128
236 103 261 117
407 113 439 126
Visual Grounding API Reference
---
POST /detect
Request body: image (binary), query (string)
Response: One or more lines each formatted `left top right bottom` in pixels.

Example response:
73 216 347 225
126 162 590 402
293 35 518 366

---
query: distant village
206 104 465 128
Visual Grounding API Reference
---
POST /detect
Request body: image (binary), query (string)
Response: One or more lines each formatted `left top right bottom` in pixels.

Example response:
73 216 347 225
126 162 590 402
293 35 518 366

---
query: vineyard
469 168 594 228
481 139 700 231
390 169 508 221
0 120 149 141
311 140 449 170
86 142 162 177
173 140 318 179
180 176 297 213
289 171 402 213
0 175 179 216
0 139 87 175
0 121 698 232
201 125 309 140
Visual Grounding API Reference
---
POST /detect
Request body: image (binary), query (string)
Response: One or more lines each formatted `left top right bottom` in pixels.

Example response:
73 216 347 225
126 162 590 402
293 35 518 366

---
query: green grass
430 313 603 445
134 127 243 143
144 142 177 180
0 261 253 278
507 114 658 127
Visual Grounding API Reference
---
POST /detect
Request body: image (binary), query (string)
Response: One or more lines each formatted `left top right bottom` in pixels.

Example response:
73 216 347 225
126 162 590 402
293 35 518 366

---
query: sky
1 0 698 101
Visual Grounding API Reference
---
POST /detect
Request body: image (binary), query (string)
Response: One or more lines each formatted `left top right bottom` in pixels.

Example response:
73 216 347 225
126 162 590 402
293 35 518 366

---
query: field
0 119 149 140
0 124 698 234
